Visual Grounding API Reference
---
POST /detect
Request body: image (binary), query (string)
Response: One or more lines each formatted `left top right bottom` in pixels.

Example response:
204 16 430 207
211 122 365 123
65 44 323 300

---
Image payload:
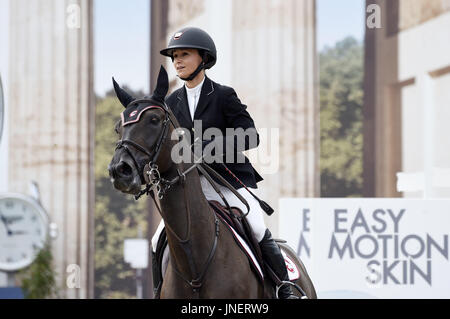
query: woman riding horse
152 27 298 299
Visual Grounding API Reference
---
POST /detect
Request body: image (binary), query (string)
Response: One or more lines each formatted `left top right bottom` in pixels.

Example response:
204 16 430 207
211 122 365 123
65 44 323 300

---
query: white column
0 0 10 192
162 0 318 237
8 0 94 298
0 0 11 290
418 73 435 198
231 0 318 236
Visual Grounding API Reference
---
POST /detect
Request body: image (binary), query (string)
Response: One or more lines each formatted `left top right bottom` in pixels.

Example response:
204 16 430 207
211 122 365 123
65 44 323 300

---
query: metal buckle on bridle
156 183 171 200
144 163 166 199
146 163 161 186
115 140 123 150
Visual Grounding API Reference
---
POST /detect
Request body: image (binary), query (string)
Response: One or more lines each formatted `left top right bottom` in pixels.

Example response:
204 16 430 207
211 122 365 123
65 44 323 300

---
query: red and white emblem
130 110 138 117
174 32 183 40
281 251 300 281
285 259 295 273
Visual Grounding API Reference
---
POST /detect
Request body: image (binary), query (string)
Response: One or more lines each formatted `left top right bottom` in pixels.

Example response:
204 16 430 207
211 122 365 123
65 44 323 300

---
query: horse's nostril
108 164 115 178
116 161 133 177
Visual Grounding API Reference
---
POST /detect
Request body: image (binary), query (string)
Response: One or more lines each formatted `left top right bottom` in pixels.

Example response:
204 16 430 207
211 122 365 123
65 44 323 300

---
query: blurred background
0 0 449 299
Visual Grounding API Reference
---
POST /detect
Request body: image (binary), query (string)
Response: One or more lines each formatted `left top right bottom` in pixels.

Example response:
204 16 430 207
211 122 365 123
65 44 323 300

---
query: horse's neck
159 160 215 278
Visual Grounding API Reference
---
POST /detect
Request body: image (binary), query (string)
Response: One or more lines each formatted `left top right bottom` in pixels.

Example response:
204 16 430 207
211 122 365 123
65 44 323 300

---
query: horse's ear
152 66 169 102
112 77 134 108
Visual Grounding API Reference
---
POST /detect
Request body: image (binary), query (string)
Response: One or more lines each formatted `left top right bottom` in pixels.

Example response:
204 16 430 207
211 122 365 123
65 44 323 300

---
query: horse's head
108 66 179 195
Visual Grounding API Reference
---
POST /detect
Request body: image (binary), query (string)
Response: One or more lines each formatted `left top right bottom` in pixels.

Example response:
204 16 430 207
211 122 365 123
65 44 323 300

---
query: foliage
320 37 364 197
94 89 148 299
17 243 59 299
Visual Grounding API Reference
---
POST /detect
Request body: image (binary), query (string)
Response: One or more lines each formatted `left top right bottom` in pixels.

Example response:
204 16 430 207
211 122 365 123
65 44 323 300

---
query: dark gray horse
108 66 316 299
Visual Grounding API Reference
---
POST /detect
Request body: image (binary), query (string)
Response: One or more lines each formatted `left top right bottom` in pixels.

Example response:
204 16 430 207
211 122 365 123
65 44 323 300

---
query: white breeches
151 175 267 253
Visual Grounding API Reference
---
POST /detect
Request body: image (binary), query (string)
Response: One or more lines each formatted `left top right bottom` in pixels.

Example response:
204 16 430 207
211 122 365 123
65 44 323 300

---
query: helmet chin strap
178 61 205 81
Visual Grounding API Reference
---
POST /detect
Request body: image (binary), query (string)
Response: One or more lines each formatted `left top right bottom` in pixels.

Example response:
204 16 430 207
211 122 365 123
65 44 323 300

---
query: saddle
208 200 265 282
210 201 303 296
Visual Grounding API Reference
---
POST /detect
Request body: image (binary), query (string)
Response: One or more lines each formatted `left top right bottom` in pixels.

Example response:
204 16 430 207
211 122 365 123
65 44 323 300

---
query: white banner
279 198 450 299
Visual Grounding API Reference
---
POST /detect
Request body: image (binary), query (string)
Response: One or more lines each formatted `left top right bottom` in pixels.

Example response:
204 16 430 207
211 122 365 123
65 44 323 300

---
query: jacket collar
175 76 215 127
193 76 214 119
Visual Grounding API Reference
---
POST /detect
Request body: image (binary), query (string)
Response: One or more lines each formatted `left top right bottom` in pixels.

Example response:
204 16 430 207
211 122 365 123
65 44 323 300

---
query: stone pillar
231 0 319 234
8 0 94 298
150 0 169 89
159 0 318 236
147 0 169 299
0 0 10 193
363 0 377 197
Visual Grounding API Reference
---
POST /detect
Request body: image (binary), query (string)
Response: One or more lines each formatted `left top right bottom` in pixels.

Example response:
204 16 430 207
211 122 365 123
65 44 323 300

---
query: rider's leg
152 220 165 253
151 219 165 298
199 175 266 240
259 228 299 299
152 250 161 298
199 176 298 299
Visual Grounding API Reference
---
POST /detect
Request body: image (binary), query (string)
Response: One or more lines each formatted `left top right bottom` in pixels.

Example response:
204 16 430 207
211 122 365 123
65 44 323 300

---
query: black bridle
114 99 187 200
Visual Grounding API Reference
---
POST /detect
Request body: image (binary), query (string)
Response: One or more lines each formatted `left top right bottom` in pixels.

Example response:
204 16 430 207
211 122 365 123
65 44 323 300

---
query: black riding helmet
160 27 217 81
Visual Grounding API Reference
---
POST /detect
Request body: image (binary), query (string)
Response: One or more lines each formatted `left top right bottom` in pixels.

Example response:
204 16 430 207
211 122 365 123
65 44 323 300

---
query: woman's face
172 48 203 79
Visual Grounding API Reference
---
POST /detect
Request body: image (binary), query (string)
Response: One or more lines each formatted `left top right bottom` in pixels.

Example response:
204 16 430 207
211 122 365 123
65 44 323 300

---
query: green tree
17 243 59 299
94 88 148 299
320 37 364 197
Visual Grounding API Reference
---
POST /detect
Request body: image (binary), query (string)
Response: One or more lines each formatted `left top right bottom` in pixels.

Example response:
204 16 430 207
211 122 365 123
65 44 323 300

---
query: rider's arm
200 87 260 161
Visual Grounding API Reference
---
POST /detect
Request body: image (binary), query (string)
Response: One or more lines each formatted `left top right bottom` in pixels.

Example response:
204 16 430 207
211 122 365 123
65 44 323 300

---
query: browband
121 98 167 126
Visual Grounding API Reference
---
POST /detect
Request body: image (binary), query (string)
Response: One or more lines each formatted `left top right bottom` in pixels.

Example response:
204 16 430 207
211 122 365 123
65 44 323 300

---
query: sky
94 0 365 97
317 0 365 51
94 0 150 97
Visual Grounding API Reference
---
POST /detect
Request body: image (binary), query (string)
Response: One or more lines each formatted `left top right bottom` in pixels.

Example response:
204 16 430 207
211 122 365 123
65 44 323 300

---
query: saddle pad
221 217 301 282
281 250 300 281
218 216 265 281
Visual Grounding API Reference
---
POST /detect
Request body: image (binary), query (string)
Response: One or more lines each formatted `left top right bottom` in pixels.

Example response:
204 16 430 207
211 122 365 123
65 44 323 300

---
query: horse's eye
150 117 160 124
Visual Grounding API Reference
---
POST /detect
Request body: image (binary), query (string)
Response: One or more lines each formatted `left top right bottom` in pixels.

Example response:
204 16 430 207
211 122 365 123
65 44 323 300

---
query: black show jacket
165 76 263 189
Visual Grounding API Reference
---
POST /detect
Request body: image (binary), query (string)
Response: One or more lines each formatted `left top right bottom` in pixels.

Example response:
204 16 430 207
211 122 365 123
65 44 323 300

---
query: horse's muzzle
108 161 141 194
